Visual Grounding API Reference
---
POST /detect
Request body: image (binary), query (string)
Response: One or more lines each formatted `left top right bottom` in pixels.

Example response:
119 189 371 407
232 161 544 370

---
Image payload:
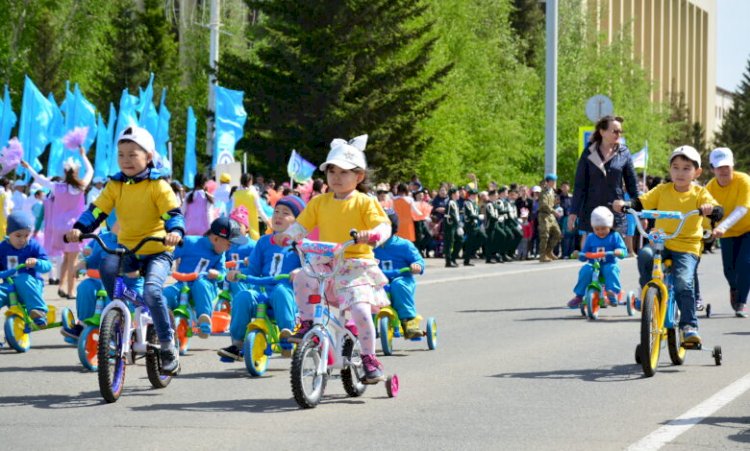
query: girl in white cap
276 135 393 384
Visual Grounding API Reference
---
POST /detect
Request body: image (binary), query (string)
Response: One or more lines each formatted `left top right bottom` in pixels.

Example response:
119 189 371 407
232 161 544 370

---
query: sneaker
401 318 423 339
29 309 47 327
160 345 181 375
606 291 619 307
567 295 583 309
61 323 84 341
281 320 312 343
735 304 748 318
681 325 702 345
696 297 705 311
217 344 243 361
197 314 212 338
730 289 739 311
361 354 385 384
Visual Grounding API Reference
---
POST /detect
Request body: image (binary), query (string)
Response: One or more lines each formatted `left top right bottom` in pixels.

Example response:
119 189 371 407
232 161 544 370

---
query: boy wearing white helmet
567 206 627 308
613 145 723 344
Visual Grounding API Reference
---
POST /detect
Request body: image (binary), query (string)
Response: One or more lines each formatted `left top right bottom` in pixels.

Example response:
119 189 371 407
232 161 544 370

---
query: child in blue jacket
567 207 626 308
165 216 241 337
374 210 425 338
0 212 53 326
218 196 304 361
224 205 257 295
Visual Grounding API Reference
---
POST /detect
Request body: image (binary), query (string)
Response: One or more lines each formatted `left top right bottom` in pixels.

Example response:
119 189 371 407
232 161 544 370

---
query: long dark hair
186 173 213 204
590 115 624 145
64 167 86 191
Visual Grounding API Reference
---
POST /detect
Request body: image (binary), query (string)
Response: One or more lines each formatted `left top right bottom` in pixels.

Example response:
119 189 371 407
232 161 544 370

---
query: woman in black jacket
568 115 639 241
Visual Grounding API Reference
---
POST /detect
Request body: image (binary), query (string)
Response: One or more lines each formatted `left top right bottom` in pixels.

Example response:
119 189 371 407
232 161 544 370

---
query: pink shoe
362 354 385 384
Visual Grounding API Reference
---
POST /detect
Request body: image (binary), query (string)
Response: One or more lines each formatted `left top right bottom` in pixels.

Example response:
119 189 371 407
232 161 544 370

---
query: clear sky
717 0 750 92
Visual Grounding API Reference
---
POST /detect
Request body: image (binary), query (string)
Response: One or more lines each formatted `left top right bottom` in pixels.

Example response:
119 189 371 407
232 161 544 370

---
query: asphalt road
1 252 749 450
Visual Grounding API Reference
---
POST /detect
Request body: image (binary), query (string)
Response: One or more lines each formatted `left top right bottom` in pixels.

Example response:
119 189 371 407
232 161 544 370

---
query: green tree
509 0 545 68
219 0 450 180
715 57 750 169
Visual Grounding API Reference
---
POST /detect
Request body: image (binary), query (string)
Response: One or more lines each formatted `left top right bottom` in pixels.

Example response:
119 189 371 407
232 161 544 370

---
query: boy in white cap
706 147 750 317
567 206 627 308
10 179 28 215
66 125 185 375
614 145 723 344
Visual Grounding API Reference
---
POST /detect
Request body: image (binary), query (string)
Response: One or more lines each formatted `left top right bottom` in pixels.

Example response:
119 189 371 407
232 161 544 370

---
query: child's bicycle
572 251 637 320
229 273 292 376
74 269 110 371
70 233 180 403
213 259 243 314
171 271 231 355
376 267 437 356
2 263 75 352
288 231 398 408
627 209 722 377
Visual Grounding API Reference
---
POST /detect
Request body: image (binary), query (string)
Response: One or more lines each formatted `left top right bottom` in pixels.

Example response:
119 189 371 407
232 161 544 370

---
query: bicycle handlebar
0 263 27 279
626 209 700 242
71 233 182 256
292 229 380 280
235 274 289 286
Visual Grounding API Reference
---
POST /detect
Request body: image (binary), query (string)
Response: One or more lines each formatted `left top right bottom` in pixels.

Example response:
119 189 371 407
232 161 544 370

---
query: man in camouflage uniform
538 174 562 263
462 188 485 266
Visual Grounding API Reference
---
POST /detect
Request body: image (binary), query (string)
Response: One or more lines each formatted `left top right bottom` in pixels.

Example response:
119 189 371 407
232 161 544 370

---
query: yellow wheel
639 286 661 377
243 330 269 376
5 315 31 352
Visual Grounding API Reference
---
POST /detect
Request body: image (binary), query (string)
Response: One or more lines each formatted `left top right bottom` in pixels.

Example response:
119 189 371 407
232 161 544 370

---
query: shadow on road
456 307 564 314
130 393 365 413
0 364 86 373
0 387 157 409
489 363 649 382
665 416 750 443
516 315 637 323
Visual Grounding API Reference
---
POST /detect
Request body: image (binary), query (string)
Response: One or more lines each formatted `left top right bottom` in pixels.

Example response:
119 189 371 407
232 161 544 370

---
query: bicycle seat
87 269 101 279
173 272 199 282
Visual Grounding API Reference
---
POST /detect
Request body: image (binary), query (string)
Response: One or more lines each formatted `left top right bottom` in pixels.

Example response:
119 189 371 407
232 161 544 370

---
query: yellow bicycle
628 208 722 377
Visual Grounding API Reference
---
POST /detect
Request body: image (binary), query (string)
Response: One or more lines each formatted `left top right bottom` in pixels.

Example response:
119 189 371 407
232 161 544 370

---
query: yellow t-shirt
232 189 261 240
706 171 750 238
638 182 719 256
93 178 181 255
296 191 389 259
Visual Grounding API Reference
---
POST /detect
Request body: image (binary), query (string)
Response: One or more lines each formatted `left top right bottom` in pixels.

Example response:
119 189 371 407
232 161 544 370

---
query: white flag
632 146 648 169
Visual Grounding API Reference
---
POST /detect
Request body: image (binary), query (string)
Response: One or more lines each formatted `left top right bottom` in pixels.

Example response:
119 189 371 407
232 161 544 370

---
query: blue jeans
638 246 699 328
720 233 750 305
100 251 174 343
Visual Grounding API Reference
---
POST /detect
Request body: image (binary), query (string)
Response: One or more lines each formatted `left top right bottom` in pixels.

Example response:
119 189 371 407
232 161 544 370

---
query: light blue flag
17 76 54 178
0 85 17 147
287 150 316 183
110 89 139 175
46 92 65 178
212 85 247 168
183 106 197 189
94 113 109 179
154 88 170 160
138 74 159 139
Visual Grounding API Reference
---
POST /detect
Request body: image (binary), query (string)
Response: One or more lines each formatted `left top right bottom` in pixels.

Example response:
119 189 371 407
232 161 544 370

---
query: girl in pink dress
182 173 214 236
21 146 93 298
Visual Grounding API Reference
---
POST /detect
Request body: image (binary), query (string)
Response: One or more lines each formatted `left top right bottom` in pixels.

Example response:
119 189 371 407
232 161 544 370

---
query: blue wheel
379 316 393 356
61 307 76 331
78 326 99 371
426 317 437 350
5 315 30 352
244 330 269 377
98 309 127 403
585 289 599 320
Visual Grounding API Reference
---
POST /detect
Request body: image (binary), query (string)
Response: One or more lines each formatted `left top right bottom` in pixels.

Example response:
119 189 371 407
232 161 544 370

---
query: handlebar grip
369 233 381 244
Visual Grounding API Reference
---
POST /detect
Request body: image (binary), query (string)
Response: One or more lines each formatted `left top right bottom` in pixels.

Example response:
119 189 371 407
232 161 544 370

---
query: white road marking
627 372 750 450
421 261 579 286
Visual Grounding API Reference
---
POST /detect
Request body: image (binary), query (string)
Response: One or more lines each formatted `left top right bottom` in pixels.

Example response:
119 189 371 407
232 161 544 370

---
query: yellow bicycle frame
640 255 670 338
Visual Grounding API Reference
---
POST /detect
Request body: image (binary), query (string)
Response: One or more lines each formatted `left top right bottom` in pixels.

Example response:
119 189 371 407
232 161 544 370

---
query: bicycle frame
99 277 153 360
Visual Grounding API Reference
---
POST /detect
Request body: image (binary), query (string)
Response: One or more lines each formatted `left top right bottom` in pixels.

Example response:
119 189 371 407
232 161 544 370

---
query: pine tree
715 57 750 169
220 0 451 180
509 0 545 68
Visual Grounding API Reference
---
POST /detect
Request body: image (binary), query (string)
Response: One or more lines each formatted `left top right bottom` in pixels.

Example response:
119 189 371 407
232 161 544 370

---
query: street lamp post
544 0 558 176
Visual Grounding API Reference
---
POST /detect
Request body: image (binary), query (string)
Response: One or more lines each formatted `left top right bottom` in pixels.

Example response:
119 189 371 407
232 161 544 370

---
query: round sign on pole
585 94 614 123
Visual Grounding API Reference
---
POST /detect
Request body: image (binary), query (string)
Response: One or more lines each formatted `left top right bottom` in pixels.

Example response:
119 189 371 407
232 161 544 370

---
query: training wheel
634 344 642 364
706 304 712 318
713 345 722 366
386 374 399 398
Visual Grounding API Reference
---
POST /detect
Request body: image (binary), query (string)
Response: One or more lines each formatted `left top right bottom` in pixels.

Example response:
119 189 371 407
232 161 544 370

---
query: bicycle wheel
585 289 600 320
243 330 269 377
341 337 366 397
290 339 327 408
77 326 99 371
426 317 437 350
98 309 127 403
145 325 173 389
667 328 686 365
4 314 30 352
639 286 661 377
625 291 637 317
174 315 190 356
379 316 393 356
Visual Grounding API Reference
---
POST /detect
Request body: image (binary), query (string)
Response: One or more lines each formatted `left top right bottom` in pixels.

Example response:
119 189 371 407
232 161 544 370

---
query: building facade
584 0 716 140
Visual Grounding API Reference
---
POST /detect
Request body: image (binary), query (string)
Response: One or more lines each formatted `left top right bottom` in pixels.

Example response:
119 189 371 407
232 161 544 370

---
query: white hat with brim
709 147 734 168
117 125 156 158
670 145 702 168
531 186 541 193
319 135 368 171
